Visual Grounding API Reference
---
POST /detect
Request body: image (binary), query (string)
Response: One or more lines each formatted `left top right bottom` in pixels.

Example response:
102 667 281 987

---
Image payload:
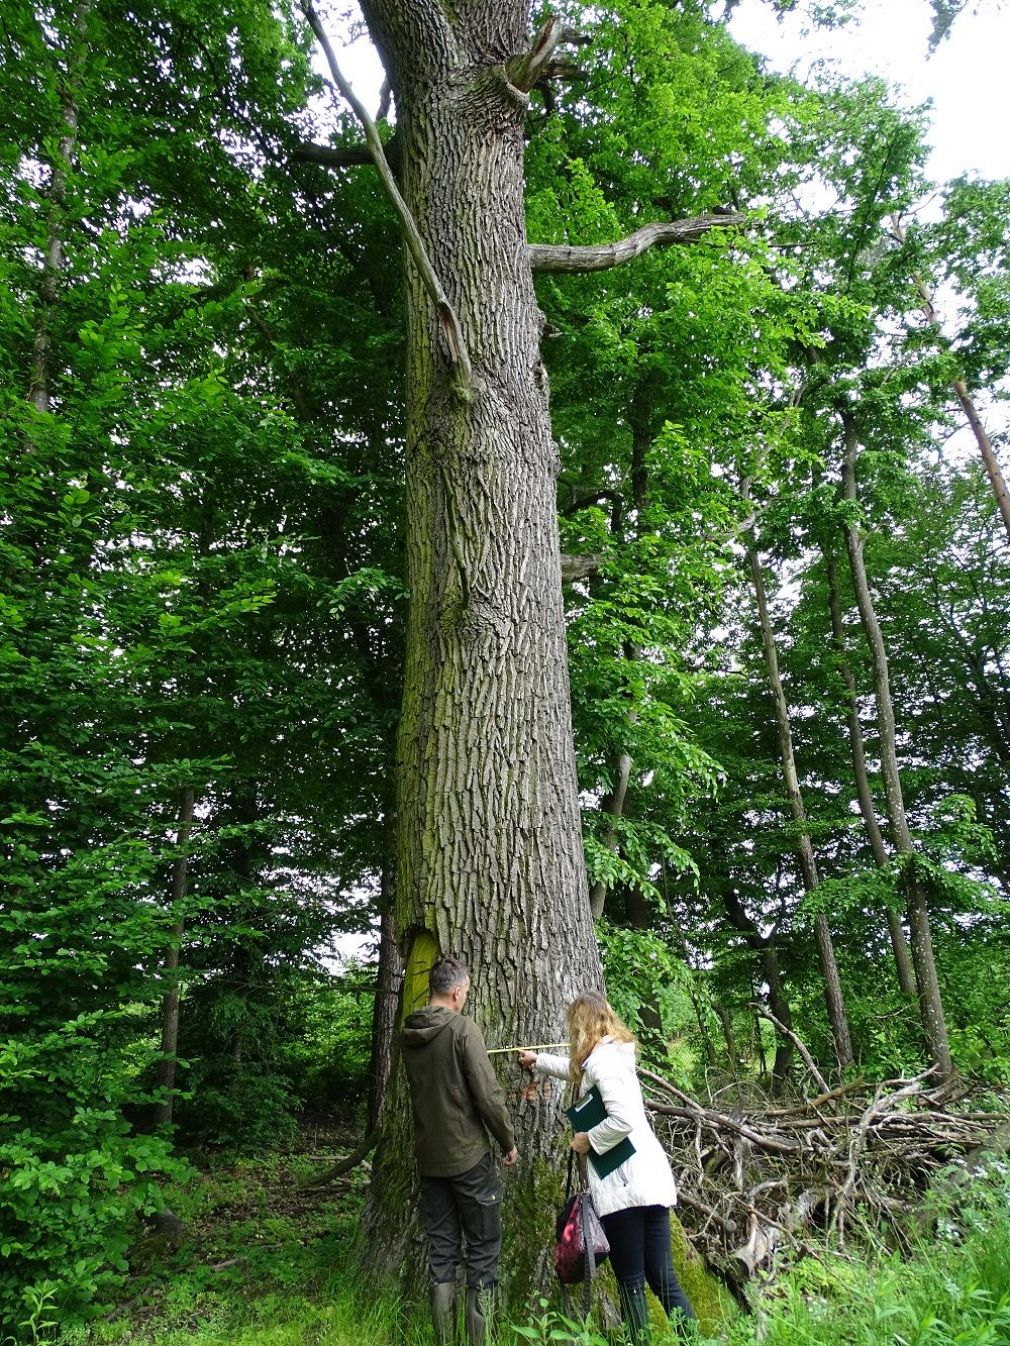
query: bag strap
580 1187 596 1317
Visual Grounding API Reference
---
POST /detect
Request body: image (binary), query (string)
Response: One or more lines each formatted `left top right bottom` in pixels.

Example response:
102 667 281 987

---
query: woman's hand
518 1051 537 1071
571 1131 591 1155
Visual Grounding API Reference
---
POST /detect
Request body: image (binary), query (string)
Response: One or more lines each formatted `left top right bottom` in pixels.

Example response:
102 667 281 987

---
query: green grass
57 1151 1010 1346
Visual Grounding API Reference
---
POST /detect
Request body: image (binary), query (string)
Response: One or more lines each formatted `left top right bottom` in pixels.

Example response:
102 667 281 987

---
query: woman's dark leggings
600 1205 696 1339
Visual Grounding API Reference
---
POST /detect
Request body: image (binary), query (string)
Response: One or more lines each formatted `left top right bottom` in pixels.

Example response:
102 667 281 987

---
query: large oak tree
297 0 738 1286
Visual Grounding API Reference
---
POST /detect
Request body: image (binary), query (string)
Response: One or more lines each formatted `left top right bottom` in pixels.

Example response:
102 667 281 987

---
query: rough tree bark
367 866 404 1133
745 521 853 1069
313 1 602 1293
840 414 952 1076
823 548 917 996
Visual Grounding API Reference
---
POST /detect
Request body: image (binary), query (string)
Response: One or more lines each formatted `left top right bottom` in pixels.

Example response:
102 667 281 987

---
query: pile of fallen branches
642 1049 1008 1288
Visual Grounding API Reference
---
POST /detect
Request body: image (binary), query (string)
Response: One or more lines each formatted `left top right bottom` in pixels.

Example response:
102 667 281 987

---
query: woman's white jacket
535 1038 678 1218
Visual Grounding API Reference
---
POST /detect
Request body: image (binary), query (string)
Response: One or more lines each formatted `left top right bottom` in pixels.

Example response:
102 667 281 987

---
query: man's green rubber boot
465 1286 493 1346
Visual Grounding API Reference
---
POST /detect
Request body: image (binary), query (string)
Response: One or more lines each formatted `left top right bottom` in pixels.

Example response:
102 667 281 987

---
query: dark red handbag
554 1151 610 1288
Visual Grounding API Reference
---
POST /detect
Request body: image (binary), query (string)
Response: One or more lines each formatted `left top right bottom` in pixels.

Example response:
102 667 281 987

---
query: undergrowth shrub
0 1016 184 1338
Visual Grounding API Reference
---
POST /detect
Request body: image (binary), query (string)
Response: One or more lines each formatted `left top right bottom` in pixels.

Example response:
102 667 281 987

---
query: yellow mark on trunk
402 929 439 1022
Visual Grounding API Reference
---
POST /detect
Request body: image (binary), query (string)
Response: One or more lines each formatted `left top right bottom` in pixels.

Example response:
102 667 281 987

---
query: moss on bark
666 1209 738 1335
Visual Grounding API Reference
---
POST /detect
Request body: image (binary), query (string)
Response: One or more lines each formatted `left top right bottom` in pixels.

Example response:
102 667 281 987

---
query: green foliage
0 1015 185 1330
5 0 1010 1325
597 923 712 1082
511 1299 610 1346
280 966 375 1113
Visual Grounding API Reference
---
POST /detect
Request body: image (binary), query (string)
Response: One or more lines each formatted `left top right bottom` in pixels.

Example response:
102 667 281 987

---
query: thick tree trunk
824 549 917 996
746 535 852 1069
356 2 603 1294
841 415 952 1076
152 787 195 1130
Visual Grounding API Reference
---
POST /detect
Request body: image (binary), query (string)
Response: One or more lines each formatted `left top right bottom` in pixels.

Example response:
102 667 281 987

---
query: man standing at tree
401 955 519 1346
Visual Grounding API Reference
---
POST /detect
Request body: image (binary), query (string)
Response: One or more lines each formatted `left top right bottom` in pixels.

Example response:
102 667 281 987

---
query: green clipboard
566 1084 636 1179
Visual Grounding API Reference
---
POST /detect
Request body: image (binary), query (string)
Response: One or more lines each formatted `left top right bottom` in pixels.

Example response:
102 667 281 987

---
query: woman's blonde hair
566 991 636 1091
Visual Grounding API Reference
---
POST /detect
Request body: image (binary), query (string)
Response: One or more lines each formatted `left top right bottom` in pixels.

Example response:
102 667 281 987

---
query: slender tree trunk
840 415 952 1076
152 787 196 1130
753 1001 769 1083
28 0 93 415
367 863 404 1133
891 218 1010 544
950 379 1010 542
722 885 794 1088
354 3 603 1291
588 375 654 918
588 750 632 918
715 1004 739 1076
761 946 794 1088
823 549 917 995
746 531 853 1069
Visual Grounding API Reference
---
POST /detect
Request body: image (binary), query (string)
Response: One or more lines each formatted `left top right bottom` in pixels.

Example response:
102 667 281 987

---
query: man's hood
402 1005 457 1048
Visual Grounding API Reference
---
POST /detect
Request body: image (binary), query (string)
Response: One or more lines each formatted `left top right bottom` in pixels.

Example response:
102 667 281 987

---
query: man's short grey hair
430 956 469 996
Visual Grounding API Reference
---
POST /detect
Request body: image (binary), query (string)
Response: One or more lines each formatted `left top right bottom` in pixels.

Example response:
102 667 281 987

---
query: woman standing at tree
520 992 695 1339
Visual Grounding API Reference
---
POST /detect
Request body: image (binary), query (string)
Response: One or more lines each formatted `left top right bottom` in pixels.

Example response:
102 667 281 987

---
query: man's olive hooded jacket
402 1005 516 1177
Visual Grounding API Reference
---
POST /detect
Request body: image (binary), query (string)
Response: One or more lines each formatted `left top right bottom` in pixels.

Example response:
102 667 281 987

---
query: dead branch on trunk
528 213 745 273
299 1 473 395
301 1128 378 1188
750 1003 830 1094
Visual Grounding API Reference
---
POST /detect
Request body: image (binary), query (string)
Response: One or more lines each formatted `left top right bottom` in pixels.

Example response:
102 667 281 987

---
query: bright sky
337 1 1009 185
728 0 1010 183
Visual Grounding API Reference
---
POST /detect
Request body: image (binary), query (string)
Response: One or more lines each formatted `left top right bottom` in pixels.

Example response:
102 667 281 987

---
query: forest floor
64 1113 1010 1346
65 1117 398 1346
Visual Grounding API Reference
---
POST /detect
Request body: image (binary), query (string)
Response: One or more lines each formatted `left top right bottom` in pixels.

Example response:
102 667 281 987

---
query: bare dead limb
299 1 473 395
293 141 374 168
560 553 603 582
302 1128 378 1188
529 213 744 273
750 1003 830 1094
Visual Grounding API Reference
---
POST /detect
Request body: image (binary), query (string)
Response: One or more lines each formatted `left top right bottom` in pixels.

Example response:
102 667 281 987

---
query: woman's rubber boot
431 1281 457 1345
465 1285 492 1346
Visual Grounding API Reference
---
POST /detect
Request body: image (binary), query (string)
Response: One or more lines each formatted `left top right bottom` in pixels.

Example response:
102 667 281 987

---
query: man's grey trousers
419 1152 502 1288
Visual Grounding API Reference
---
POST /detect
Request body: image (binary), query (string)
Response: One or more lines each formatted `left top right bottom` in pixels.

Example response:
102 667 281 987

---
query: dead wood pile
642 1060 1006 1287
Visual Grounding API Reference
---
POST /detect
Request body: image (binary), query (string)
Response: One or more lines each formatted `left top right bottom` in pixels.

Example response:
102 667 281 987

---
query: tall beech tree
822 547 918 996
744 513 853 1069
840 414 952 1075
